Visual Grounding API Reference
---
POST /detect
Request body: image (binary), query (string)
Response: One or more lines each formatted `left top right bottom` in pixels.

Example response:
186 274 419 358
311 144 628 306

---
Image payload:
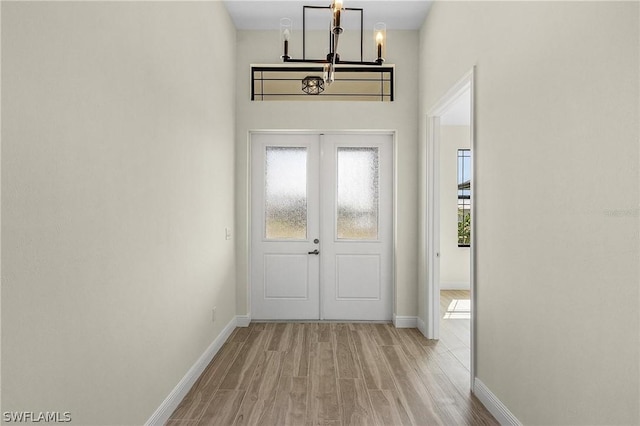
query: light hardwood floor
167 321 496 425
440 290 471 371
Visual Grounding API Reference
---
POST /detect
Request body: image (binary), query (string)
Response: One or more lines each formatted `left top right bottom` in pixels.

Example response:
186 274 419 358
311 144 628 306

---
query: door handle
308 249 320 255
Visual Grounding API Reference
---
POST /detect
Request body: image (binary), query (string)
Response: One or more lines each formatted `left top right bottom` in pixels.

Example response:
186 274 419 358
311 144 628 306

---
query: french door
251 132 393 320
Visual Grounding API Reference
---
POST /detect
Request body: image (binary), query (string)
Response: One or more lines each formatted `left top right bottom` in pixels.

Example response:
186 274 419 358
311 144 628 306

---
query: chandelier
279 1 387 94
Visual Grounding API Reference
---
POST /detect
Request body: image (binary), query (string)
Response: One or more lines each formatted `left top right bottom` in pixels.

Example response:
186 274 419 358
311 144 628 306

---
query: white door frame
425 67 476 385
247 130 397 322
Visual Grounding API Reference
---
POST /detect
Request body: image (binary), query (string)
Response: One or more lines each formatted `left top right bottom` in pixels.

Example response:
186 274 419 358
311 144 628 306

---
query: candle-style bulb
332 0 343 32
373 22 386 62
280 18 292 60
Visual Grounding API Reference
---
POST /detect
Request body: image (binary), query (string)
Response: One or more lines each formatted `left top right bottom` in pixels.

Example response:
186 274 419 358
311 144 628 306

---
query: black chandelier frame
282 5 384 67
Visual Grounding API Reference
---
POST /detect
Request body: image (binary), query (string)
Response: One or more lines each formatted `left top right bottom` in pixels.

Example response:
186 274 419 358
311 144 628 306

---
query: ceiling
223 1 433 30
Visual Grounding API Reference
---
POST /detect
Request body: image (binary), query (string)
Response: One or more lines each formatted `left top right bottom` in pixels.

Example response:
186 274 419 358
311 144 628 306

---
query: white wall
439 126 470 289
235 30 420 319
1 2 237 424
419 2 639 424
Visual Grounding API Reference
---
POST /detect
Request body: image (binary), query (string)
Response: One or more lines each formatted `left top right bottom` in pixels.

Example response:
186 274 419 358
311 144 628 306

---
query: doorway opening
425 68 475 386
250 132 394 321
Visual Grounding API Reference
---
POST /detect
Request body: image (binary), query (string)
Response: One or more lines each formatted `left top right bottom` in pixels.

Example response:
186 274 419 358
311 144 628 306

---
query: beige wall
235 30 420 319
1 2 237 424
439 126 470 289
419 2 639 424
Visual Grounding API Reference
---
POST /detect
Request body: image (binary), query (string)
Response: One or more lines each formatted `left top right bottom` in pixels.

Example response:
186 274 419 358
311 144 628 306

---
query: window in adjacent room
457 149 471 247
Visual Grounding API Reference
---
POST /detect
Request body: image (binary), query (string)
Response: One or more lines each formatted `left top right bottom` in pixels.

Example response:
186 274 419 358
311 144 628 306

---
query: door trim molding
416 316 427 336
247 130 397 322
424 67 476 385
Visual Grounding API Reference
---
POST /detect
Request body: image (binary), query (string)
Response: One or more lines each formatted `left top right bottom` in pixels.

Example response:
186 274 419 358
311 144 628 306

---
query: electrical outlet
225 227 232 240
212 307 217 323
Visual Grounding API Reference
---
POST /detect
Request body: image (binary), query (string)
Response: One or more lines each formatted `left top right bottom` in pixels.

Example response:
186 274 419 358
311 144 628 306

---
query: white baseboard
473 378 522 426
392 315 418 328
236 314 251 327
145 317 238 426
440 281 470 290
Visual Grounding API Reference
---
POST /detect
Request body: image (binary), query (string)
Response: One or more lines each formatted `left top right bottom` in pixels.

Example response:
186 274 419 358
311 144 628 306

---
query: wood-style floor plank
368 389 412 426
267 322 289 351
380 344 444 425
249 322 267 331
306 341 341 425
170 342 244 420
371 323 401 346
165 420 198 426
350 330 395 390
232 351 281 426
334 323 361 379
316 322 331 343
278 323 302 378
338 378 376 426
230 327 251 343
197 390 246 426
219 329 269 391
297 323 312 377
167 322 498 426
394 329 475 425
267 376 308 426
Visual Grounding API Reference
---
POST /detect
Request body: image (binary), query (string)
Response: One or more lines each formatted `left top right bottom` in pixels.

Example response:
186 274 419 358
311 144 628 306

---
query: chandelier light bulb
280 17 292 59
374 22 386 63
332 0 343 31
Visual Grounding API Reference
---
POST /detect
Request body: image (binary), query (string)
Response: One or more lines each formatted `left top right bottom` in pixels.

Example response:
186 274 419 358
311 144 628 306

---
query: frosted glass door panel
337 147 379 240
265 147 308 240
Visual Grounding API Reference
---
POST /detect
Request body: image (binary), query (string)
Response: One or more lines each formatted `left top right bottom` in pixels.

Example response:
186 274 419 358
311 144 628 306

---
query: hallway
168 322 496 425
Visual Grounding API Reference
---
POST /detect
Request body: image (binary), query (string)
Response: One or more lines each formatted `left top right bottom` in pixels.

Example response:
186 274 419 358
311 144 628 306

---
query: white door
320 134 393 320
251 132 392 320
251 134 320 320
